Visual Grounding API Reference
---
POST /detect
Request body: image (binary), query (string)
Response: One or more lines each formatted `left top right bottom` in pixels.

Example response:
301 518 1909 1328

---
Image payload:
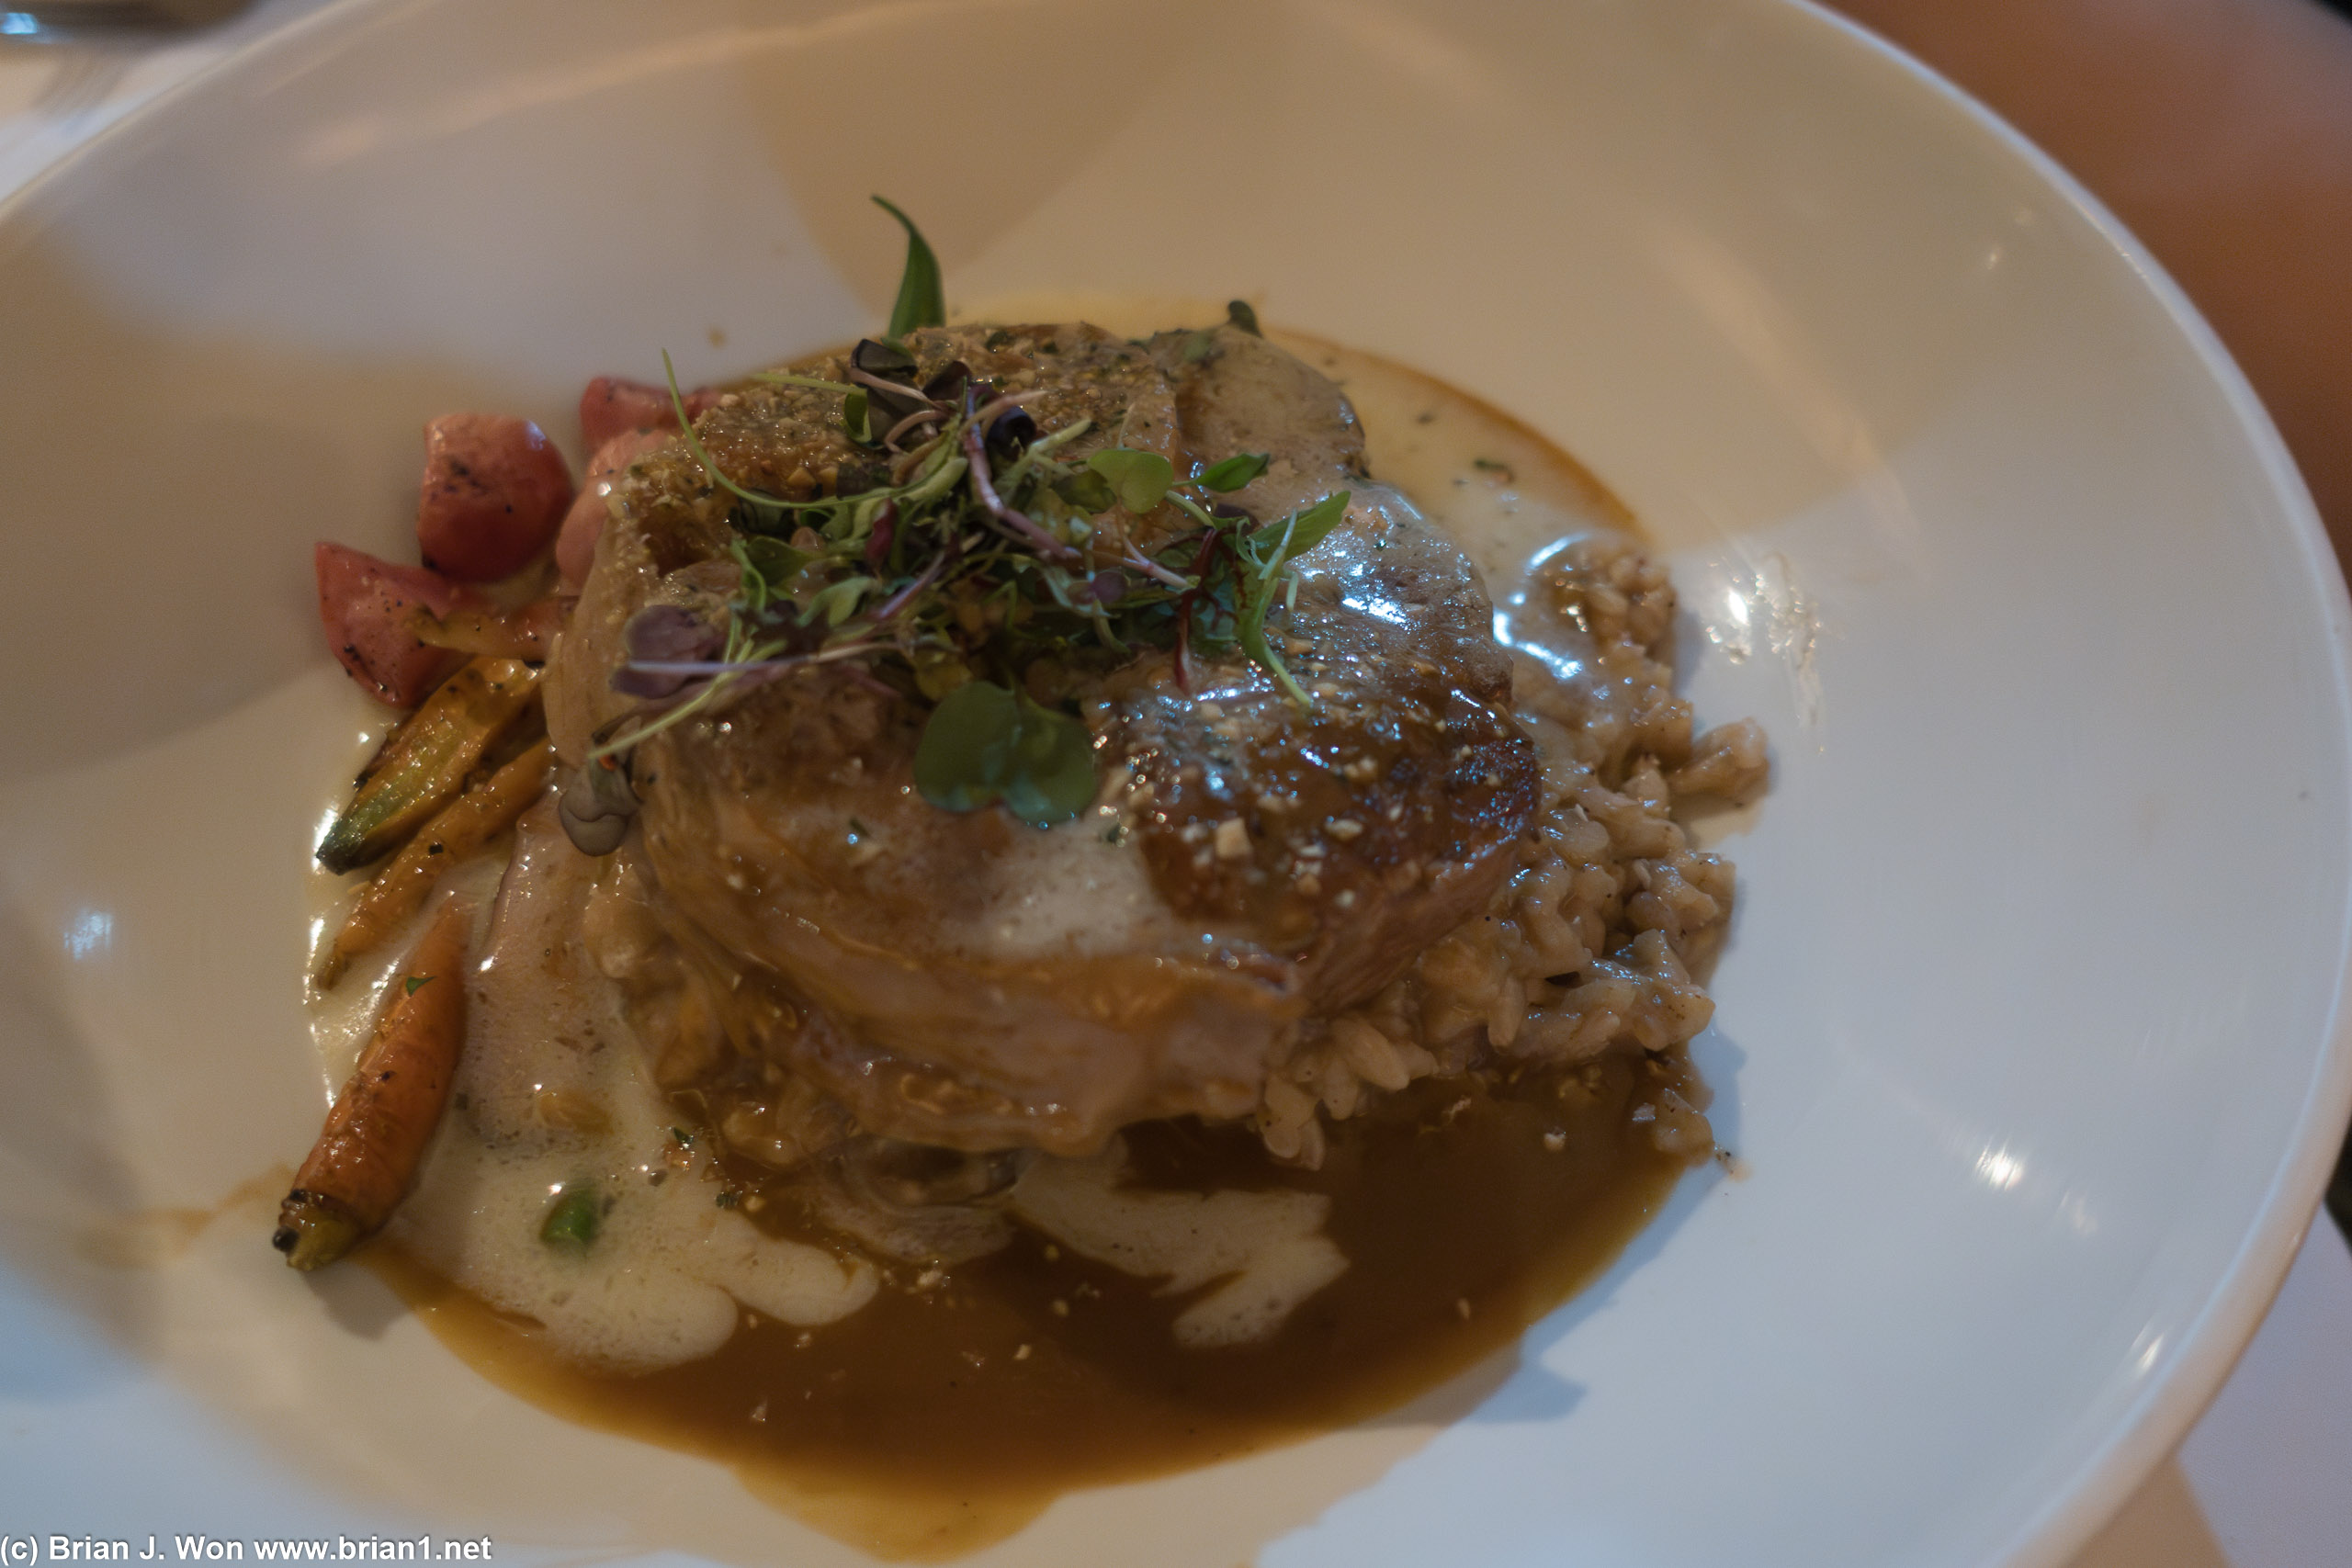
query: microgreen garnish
1194 451 1269 492
737 536 810 598
1226 299 1262 336
872 195 945 341
593 209 1351 827
1254 489 1352 567
1054 468 1117 513
842 387 873 444
1085 447 1174 513
1230 491 1350 707
403 974 434 996
913 680 1096 826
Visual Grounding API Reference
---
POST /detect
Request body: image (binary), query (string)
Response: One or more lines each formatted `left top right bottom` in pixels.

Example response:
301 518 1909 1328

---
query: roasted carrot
317 656 539 874
315 739 553 988
275 899 470 1270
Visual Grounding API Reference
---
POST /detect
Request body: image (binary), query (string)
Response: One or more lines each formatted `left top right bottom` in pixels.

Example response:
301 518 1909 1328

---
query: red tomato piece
416 413 574 582
315 543 478 706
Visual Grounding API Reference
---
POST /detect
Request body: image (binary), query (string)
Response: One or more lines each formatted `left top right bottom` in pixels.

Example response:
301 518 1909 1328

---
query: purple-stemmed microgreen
595 202 1351 824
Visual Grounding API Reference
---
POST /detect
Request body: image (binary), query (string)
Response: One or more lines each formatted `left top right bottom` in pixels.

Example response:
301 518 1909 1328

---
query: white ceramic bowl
2 2 2347 1565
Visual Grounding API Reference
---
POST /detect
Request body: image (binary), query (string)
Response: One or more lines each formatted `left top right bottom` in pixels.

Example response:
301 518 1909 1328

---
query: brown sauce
373 1054 1694 1559
345 324 1712 1559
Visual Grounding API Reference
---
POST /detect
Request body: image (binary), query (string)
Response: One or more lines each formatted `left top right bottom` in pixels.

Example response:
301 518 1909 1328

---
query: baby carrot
317 657 538 874
315 739 551 988
276 898 470 1270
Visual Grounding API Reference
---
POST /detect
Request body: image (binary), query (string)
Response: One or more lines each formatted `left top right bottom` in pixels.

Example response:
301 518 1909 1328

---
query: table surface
2 6 2347 1563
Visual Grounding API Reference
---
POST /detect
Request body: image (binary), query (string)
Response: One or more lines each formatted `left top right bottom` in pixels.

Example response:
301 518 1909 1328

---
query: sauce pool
371 1058 1697 1560
336 331 1705 1560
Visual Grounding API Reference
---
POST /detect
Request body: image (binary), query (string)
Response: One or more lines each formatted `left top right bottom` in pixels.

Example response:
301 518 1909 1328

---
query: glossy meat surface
545 324 1537 1155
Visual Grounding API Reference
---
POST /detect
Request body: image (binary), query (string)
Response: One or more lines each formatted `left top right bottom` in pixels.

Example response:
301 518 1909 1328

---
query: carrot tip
276 1199 364 1271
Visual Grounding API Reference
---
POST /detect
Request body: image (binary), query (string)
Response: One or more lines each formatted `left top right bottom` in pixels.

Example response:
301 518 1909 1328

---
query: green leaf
1086 447 1175 514
872 196 945 340
1226 491 1350 711
915 680 1019 812
1001 709 1091 822
403 974 434 996
1001 692 1096 825
802 575 876 627
1256 490 1351 573
539 1187 602 1252
842 386 874 445
1195 452 1270 492
738 536 810 597
1226 299 1262 337
1053 468 1118 514
914 681 1095 827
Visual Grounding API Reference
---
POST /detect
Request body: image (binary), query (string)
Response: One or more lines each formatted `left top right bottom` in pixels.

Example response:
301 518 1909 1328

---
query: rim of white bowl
1777 3 2352 1565
0 0 369 234
1 3 2348 1566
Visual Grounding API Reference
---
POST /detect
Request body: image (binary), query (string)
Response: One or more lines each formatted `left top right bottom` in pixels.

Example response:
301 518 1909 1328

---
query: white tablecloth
4 7 2346 1562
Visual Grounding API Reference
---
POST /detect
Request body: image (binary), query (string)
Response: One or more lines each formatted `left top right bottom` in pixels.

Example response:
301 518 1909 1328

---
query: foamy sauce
302 321 1630 1376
